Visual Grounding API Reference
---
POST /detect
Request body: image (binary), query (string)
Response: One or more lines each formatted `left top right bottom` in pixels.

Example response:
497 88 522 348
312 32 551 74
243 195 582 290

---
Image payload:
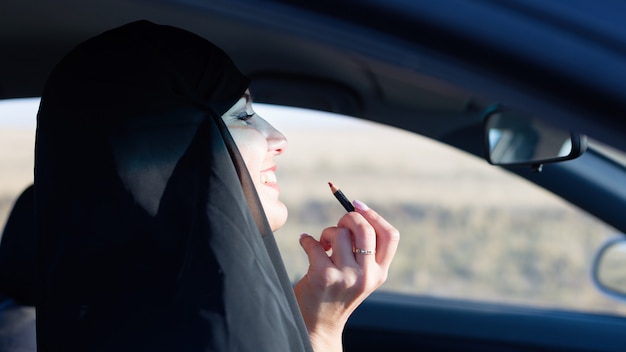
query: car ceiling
2 0 626 153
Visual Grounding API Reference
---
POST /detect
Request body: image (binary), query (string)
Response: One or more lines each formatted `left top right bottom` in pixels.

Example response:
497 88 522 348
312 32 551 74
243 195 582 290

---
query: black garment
34 20 311 351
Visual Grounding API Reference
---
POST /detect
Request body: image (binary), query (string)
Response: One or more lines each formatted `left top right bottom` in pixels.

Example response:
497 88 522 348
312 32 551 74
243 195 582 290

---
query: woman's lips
260 165 279 191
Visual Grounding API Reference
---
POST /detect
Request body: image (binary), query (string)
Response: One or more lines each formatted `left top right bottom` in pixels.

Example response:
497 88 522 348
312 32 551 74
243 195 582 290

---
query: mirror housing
483 105 587 169
592 236 626 302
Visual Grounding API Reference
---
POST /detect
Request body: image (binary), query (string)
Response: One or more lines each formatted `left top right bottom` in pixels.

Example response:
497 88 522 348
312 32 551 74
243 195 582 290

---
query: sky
0 98 40 128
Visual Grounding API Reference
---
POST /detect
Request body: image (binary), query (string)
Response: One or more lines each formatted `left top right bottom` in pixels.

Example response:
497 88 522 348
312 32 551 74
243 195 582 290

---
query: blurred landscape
2 109 626 317
264 115 626 317
0 129 35 224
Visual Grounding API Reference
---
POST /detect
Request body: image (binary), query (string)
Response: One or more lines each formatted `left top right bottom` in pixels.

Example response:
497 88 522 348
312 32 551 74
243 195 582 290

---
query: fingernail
299 233 309 241
352 199 369 211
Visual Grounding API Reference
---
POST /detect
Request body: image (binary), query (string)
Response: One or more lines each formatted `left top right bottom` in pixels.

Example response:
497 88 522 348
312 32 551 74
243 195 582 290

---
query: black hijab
34 20 311 351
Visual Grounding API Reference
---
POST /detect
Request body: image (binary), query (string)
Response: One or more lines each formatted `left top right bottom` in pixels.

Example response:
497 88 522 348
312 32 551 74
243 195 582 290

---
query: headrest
0 185 36 306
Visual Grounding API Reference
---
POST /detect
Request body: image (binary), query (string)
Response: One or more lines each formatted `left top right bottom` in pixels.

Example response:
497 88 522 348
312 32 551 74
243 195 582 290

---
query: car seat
0 185 36 352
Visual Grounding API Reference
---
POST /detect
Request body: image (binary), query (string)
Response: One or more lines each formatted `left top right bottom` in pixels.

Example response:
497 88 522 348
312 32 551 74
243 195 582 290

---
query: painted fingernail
352 199 369 211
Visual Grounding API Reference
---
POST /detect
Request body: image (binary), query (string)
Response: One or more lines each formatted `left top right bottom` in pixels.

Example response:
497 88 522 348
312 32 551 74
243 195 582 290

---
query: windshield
589 138 626 169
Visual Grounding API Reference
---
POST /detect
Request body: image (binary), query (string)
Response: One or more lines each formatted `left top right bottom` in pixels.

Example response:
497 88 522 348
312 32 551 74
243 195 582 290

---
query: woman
34 20 398 351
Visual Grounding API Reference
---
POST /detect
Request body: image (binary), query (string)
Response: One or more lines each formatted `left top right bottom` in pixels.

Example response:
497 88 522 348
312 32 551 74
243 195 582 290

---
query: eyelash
236 113 255 122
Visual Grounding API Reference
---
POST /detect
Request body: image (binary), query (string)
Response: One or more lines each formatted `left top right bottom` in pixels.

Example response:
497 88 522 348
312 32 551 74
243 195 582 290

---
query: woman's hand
294 200 400 352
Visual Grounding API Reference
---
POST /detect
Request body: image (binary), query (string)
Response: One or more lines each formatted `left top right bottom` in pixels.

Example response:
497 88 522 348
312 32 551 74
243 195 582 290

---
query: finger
352 200 400 269
319 226 355 266
299 233 331 270
337 212 377 267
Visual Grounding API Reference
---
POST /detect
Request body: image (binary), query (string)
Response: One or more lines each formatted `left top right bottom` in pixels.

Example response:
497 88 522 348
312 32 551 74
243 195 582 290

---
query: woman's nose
266 124 288 155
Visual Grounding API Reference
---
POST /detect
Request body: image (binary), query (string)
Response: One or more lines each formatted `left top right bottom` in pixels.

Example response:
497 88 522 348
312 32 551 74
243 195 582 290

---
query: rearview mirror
483 105 587 168
592 236 626 302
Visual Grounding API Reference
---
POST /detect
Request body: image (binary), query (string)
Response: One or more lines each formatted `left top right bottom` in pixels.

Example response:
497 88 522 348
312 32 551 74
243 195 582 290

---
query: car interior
2 1 626 351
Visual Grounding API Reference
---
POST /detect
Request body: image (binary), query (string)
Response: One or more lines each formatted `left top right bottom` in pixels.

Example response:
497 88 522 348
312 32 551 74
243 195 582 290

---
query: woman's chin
266 202 288 232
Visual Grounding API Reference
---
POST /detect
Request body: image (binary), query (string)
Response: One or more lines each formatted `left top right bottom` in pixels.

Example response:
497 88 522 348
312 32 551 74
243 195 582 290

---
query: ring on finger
353 248 376 255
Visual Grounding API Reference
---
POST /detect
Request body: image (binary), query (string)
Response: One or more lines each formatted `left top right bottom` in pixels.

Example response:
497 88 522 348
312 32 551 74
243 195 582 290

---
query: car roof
2 0 626 153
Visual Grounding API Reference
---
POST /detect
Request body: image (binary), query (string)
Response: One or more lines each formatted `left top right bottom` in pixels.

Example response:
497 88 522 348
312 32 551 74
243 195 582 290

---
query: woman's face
221 90 288 231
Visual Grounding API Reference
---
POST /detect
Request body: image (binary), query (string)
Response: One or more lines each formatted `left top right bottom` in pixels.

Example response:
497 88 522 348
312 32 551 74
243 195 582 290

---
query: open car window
1 100 625 318
0 98 36 226
256 104 626 317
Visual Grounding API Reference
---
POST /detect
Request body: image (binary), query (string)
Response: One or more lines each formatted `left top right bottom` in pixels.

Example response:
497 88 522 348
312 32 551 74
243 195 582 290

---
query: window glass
0 98 37 227
255 104 626 317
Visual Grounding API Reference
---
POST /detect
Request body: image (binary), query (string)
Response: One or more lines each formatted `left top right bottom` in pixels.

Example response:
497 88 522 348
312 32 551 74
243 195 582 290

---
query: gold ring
353 248 375 255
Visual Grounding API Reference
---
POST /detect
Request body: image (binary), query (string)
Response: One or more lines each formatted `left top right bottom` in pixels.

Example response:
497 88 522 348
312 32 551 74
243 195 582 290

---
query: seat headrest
0 185 36 306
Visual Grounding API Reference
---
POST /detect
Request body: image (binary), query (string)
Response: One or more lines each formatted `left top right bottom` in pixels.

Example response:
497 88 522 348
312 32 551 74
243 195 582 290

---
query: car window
255 104 626 317
0 98 37 226
1 100 625 317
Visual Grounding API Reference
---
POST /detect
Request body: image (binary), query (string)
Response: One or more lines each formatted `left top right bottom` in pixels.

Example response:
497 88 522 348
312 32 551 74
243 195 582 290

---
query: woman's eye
236 113 255 122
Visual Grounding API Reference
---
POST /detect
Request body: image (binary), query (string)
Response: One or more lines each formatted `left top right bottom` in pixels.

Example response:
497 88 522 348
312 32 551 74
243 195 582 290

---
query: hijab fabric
34 20 312 352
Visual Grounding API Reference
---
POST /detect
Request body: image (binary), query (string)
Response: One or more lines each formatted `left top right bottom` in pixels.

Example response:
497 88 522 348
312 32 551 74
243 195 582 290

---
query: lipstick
328 182 355 212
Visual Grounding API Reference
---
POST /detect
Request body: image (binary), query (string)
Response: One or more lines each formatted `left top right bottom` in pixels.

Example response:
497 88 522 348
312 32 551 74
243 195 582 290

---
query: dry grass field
2 113 625 317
